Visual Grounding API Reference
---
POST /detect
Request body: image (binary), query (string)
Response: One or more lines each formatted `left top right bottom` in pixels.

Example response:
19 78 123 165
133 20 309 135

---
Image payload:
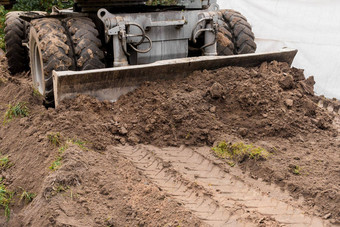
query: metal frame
97 3 220 67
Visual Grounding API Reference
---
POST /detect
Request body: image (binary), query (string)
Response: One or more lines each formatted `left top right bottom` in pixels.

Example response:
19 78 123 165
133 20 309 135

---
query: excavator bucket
53 48 298 107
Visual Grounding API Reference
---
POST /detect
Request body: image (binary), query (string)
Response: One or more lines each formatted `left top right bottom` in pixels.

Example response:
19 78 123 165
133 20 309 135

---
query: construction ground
0 56 339 226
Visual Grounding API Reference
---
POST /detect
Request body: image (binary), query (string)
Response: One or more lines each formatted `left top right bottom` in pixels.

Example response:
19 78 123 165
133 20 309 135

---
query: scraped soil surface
0 56 339 226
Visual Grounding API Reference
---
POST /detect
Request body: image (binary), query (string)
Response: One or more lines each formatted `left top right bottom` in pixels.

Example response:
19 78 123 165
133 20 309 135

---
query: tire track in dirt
114 145 331 227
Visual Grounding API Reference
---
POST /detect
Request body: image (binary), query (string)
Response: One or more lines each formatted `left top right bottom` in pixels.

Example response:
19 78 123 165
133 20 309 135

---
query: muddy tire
29 18 74 107
4 11 29 75
216 19 234 56
221 9 256 54
65 17 105 70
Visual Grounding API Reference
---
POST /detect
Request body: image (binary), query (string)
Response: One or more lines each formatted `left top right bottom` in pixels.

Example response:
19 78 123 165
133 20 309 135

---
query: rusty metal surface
53 48 298 107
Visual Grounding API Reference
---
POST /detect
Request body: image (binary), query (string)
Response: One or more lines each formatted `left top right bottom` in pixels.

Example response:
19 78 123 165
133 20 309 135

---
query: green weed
70 139 89 151
49 144 69 171
292 165 301 175
45 184 70 198
0 155 13 170
19 188 36 204
58 144 69 153
48 137 88 171
3 102 29 124
0 181 13 221
53 184 69 194
47 133 62 147
13 0 74 12
0 77 6 85
212 141 269 166
49 156 62 171
32 88 42 97
0 6 7 51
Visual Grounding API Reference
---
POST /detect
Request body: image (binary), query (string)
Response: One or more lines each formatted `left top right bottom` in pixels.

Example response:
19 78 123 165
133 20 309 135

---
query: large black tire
221 10 257 54
4 11 29 75
65 17 105 70
29 18 74 107
216 19 234 56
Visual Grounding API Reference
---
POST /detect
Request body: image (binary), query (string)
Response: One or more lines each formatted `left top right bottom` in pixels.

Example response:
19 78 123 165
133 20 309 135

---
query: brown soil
0 55 339 226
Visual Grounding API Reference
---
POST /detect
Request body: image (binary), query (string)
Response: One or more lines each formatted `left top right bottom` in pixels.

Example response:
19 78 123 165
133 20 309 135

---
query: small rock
304 99 316 117
323 213 332 219
292 68 305 81
238 128 248 137
305 76 316 87
19 118 27 127
299 79 315 95
284 99 294 108
128 134 140 144
144 124 153 132
100 187 109 195
315 118 329 130
279 74 294 90
119 137 126 145
259 62 268 73
210 106 216 113
106 218 117 227
208 82 225 99
120 127 128 135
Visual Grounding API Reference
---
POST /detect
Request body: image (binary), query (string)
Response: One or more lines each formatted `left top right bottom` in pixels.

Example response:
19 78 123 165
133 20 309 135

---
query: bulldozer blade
53 48 297 107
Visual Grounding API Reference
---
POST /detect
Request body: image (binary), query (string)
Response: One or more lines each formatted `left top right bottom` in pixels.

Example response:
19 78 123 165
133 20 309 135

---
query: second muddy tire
65 17 105 70
4 11 29 74
29 18 74 107
216 19 234 56
221 10 256 54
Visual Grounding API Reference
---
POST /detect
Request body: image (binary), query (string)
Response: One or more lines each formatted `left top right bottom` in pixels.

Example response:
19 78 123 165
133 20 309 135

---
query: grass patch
49 156 62 171
49 144 68 171
19 188 36 204
0 6 8 51
45 184 70 199
48 137 89 171
0 77 6 85
0 155 13 170
32 88 42 97
291 165 301 175
54 185 69 193
47 132 62 147
0 181 13 221
70 139 89 151
212 141 269 166
3 102 29 124
50 184 70 197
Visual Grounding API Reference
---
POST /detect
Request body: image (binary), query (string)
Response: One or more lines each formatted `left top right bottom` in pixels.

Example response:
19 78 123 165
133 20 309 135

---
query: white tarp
218 0 340 99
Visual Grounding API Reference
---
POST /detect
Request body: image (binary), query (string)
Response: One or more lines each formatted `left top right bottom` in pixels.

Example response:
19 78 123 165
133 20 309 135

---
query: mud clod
279 74 294 90
284 99 294 108
208 82 225 99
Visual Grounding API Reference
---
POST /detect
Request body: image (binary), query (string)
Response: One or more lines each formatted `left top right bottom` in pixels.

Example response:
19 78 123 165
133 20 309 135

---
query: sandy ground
0 56 339 226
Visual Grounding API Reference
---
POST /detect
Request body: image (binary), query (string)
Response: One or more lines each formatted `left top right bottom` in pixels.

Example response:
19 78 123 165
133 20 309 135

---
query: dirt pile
0 57 205 226
0 56 339 225
105 60 336 146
